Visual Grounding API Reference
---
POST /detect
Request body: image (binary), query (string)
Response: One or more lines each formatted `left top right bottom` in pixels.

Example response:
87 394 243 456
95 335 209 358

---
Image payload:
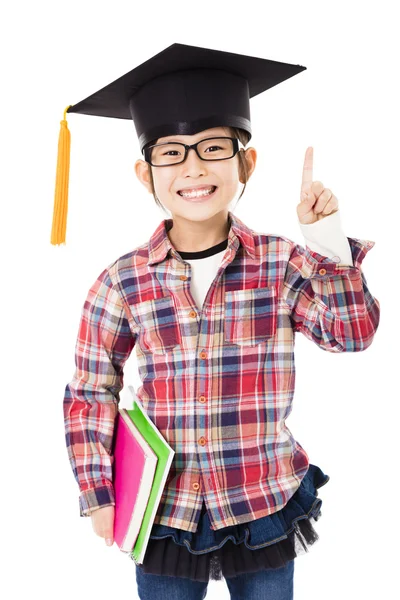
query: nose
181 146 207 175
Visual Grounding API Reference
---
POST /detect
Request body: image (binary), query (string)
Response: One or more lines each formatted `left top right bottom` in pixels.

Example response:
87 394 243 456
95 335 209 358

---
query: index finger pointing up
301 146 314 193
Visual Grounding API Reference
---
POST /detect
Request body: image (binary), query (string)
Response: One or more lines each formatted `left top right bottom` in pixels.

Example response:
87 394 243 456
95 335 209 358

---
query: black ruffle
134 463 330 583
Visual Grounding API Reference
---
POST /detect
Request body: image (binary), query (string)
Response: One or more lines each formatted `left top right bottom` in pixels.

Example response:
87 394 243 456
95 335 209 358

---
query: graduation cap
51 43 306 245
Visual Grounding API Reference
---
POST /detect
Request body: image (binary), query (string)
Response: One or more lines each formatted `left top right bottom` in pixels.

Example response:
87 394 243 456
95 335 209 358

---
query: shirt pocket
224 286 277 345
134 295 182 354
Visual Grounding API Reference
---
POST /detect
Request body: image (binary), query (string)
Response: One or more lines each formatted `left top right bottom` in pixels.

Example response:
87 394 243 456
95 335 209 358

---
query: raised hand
297 146 339 225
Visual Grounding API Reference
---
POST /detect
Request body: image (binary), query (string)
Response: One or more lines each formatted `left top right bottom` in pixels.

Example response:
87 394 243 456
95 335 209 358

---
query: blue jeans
135 559 294 600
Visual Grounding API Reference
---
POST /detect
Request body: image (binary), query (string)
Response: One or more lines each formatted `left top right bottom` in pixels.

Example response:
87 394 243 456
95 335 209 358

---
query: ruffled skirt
135 463 330 583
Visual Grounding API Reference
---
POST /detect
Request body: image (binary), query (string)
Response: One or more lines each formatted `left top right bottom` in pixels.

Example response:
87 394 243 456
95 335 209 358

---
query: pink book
112 409 158 552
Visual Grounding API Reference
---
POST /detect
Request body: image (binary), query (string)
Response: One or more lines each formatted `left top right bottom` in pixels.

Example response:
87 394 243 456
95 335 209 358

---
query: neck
167 210 230 253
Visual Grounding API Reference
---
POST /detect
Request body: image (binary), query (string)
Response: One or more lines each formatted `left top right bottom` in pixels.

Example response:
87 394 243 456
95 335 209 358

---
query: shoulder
250 228 296 255
107 241 149 275
96 241 151 302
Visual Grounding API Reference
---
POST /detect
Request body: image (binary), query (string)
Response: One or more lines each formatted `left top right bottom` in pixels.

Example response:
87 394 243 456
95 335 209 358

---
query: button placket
180 267 209 461
178 269 202 318
197 347 208 499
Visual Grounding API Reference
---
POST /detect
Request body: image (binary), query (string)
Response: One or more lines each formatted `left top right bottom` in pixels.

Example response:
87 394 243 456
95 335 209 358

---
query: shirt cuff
79 482 115 517
299 210 354 265
297 236 375 280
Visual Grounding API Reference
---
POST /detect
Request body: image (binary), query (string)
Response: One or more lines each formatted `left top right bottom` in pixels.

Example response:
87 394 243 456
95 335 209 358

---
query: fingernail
106 538 113 546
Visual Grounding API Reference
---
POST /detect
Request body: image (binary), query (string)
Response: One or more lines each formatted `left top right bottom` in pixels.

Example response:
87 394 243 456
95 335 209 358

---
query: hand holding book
90 505 115 547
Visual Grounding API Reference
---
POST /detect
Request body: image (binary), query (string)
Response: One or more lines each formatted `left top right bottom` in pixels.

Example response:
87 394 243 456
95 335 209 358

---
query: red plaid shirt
63 210 380 531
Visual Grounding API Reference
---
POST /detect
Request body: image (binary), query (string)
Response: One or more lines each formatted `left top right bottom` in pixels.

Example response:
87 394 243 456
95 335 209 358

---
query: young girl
59 44 380 600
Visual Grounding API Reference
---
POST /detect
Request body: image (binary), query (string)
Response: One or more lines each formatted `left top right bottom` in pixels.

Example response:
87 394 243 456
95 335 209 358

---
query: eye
205 145 222 153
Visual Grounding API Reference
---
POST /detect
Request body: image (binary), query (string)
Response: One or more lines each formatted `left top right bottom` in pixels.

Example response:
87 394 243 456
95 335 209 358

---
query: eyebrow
157 133 225 144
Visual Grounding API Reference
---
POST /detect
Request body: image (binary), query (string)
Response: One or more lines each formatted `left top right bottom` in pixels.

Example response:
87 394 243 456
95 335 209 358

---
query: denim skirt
135 463 330 583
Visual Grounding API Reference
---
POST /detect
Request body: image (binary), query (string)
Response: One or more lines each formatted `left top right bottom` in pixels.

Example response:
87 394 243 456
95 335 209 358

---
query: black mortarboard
51 43 306 245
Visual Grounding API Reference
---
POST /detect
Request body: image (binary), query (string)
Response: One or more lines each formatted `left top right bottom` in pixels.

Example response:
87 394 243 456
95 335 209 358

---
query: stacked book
112 385 175 565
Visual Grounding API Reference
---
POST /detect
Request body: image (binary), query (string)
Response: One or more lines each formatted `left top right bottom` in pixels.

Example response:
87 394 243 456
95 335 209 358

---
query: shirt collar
147 210 256 266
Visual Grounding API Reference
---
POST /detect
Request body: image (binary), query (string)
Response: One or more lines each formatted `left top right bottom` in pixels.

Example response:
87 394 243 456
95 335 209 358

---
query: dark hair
143 126 252 214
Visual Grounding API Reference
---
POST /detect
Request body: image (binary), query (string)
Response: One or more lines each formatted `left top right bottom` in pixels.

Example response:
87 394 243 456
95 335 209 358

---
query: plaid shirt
63 210 380 532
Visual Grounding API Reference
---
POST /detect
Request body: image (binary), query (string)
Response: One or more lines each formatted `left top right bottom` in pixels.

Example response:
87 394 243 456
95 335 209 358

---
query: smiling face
135 126 257 224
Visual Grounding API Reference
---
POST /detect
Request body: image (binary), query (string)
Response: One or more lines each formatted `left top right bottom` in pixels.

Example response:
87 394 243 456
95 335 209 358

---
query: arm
282 235 380 352
299 210 353 265
63 267 136 517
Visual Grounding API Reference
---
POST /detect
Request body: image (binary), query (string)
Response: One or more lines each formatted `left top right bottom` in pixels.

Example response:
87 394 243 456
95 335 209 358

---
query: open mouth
177 185 217 201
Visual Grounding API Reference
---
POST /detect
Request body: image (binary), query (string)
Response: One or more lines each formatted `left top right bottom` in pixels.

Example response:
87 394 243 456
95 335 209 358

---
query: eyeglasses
143 136 241 167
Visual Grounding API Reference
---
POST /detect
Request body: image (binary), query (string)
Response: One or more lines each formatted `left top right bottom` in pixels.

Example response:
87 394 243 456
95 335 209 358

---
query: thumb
300 191 313 203
105 529 114 546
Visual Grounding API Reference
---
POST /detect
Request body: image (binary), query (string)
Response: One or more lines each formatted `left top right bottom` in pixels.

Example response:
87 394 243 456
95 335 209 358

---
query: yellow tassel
51 105 72 245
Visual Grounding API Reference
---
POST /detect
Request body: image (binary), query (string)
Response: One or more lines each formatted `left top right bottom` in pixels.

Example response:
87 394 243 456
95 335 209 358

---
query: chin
172 204 230 223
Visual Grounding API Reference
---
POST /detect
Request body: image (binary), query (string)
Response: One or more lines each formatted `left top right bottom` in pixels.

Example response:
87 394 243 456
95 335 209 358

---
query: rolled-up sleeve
63 267 137 516
283 236 380 352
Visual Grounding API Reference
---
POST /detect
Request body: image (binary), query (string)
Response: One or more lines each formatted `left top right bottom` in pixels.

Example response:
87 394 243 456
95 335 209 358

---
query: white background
2 1 398 598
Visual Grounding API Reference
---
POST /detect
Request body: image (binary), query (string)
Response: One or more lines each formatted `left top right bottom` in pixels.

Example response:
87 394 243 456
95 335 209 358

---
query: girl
59 44 380 600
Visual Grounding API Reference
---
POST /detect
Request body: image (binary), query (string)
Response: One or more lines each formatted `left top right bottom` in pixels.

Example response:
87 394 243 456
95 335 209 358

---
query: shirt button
199 395 207 403
189 310 197 318
200 351 207 359
192 482 200 491
319 268 327 275
198 436 207 446
180 275 188 281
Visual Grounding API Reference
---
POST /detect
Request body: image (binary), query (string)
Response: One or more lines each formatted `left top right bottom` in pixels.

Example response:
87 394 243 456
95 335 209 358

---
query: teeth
179 186 215 198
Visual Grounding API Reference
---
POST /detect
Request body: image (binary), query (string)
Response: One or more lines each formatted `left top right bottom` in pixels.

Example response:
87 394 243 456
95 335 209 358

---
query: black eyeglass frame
142 136 241 167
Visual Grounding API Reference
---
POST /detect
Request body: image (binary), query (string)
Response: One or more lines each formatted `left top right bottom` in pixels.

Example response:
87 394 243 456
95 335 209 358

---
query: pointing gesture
297 146 339 225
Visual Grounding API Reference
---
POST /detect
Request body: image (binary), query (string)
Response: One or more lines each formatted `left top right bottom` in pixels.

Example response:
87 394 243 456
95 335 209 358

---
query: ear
134 159 153 194
239 147 257 183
